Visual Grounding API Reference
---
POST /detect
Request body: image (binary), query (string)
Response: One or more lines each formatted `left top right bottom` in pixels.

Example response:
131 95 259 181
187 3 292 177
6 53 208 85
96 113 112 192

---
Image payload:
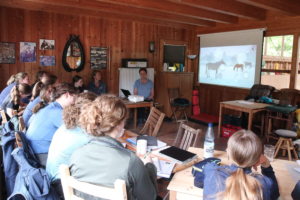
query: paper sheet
284 164 300 184
236 101 254 104
297 160 300 165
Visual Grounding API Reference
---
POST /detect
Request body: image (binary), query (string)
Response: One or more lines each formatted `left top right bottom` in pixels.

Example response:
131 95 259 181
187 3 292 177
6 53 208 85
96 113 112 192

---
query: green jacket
69 136 158 200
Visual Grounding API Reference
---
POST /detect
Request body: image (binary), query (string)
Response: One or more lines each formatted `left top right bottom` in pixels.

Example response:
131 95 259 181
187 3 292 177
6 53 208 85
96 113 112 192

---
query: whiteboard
118 68 154 97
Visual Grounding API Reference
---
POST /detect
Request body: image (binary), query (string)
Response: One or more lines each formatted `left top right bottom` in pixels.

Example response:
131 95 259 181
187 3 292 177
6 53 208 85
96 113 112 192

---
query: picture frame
20 42 36 63
39 39 55 50
0 42 15 64
40 55 55 66
90 47 107 69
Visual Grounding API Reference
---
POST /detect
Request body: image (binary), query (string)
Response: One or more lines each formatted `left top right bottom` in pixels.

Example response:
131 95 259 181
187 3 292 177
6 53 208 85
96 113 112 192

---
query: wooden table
123 100 153 128
168 147 296 200
218 100 268 137
117 130 201 174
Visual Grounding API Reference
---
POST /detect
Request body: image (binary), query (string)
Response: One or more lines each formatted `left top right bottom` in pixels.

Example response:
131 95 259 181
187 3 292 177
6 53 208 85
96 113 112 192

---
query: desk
117 130 201 174
218 100 268 137
168 147 295 200
124 101 153 128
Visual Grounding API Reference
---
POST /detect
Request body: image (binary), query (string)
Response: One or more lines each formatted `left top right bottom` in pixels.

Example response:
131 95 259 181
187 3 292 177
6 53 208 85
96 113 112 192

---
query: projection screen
198 29 265 89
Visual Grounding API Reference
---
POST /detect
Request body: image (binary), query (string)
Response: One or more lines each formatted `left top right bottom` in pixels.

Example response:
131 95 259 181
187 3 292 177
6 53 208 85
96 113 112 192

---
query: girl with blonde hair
69 94 159 200
203 130 280 200
1 83 32 118
0 72 30 105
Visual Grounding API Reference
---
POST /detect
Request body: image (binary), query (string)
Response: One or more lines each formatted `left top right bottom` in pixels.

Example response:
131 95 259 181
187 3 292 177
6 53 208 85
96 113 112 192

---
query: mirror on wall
62 35 85 72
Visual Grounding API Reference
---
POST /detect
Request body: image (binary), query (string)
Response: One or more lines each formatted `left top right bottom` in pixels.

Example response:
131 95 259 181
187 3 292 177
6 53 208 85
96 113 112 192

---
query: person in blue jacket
203 130 280 200
26 82 78 167
88 70 106 95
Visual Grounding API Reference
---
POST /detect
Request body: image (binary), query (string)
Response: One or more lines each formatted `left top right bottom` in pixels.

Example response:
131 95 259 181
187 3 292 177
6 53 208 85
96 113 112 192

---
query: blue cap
208 123 213 127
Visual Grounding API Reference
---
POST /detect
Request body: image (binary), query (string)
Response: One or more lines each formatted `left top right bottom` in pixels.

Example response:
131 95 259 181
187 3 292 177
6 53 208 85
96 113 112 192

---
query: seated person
31 71 47 89
292 180 300 200
134 68 154 124
26 82 78 166
69 94 158 200
88 70 106 95
203 130 280 200
23 74 58 125
46 92 97 199
73 75 84 93
1 83 31 118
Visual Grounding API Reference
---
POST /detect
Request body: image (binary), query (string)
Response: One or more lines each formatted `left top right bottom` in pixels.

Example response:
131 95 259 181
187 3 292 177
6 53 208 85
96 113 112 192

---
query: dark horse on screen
205 60 225 78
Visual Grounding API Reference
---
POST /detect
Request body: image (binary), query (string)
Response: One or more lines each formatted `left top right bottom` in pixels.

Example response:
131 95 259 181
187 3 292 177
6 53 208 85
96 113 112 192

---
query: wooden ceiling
1 0 300 30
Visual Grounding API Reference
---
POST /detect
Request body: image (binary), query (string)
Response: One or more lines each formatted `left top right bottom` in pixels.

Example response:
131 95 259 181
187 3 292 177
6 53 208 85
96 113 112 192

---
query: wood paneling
0 6 196 94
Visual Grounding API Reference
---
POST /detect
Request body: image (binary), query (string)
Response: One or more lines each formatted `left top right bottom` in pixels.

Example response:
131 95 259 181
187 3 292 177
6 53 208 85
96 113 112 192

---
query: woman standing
88 70 106 95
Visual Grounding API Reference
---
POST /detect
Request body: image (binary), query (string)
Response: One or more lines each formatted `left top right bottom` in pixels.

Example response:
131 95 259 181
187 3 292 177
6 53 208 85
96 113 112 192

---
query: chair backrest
19 116 26 132
140 107 165 137
1 110 7 124
173 122 201 150
168 88 180 104
279 89 300 106
15 132 22 147
59 165 127 200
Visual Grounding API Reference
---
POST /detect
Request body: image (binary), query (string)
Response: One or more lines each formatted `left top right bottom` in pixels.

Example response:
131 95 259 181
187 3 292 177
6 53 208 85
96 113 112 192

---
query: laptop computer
121 89 131 97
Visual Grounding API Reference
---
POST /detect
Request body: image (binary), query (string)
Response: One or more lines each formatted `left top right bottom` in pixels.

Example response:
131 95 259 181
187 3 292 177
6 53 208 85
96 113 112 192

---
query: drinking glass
264 144 275 162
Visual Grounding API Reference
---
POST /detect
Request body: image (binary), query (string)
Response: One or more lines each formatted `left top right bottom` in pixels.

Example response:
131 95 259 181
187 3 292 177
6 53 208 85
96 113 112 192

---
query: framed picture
40 56 55 66
0 42 15 64
72 41 81 57
20 42 36 62
39 39 55 50
90 47 107 69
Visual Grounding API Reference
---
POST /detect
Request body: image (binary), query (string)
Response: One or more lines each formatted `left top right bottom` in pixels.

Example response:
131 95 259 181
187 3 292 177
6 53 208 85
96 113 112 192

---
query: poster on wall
20 42 36 62
90 47 107 69
40 56 55 66
39 39 55 50
0 42 15 64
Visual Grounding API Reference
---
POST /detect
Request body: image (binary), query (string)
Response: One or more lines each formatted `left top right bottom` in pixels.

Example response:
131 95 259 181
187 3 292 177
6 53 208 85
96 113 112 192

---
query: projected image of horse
234 64 244 72
245 62 252 68
206 60 225 78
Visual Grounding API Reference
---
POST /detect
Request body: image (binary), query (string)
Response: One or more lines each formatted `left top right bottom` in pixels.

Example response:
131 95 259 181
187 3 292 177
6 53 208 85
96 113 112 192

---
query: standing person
203 130 280 200
1 83 32 118
31 71 47 89
134 68 154 124
0 72 30 105
88 70 106 95
73 75 84 93
26 82 78 167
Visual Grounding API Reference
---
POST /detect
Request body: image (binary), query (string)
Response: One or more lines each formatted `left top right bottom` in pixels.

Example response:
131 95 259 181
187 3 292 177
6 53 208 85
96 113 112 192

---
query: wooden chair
173 122 202 150
15 132 22 148
0 110 7 124
18 116 26 132
140 107 165 137
167 88 191 123
274 137 298 161
265 89 300 142
59 165 127 200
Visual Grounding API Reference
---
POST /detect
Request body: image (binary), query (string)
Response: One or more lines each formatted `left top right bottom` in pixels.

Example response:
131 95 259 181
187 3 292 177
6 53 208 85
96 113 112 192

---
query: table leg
248 111 253 131
218 104 223 137
134 108 137 128
169 191 177 200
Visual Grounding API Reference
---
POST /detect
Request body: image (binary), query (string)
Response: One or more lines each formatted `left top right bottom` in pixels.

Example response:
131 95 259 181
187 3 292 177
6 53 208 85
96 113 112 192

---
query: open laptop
121 89 131 98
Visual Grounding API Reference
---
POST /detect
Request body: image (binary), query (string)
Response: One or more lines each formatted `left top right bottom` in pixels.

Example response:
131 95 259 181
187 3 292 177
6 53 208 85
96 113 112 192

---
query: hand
253 154 270 171
140 156 153 165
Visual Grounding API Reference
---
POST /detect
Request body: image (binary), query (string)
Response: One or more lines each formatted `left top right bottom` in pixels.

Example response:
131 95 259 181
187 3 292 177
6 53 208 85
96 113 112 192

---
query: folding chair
168 88 191 123
140 107 165 137
18 116 26 133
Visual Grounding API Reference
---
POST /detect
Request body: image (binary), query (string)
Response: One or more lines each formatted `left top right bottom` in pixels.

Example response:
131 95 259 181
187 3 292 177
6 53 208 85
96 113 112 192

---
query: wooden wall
0 6 196 95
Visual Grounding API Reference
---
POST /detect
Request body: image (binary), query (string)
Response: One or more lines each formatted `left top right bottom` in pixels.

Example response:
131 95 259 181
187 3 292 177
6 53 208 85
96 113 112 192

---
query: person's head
79 94 128 137
30 74 58 101
35 71 47 82
63 92 97 129
91 70 101 81
139 68 147 79
41 74 58 88
10 83 32 105
7 72 29 85
73 75 83 88
219 130 263 200
31 86 52 114
52 82 79 108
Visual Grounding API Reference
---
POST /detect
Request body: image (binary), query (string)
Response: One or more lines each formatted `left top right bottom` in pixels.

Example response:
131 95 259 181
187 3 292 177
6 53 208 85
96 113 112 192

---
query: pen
143 149 152 159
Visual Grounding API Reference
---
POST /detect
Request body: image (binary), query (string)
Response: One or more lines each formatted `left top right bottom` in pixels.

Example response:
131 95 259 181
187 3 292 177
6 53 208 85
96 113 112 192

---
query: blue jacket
88 80 106 96
203 163 280 200
9 147 60 200
23 96 41 126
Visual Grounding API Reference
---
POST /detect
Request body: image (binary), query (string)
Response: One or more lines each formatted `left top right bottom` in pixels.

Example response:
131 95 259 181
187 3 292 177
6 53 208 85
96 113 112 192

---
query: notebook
127 137 166 150
152 158 176 178
158 146 198 165
137 136 157 146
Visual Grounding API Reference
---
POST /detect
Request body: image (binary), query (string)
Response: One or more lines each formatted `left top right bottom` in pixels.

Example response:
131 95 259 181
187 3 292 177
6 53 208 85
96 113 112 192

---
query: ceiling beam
0 0 197 29
20 0 215 27
165 0 266 20
93 0 239 24
237 0 300 16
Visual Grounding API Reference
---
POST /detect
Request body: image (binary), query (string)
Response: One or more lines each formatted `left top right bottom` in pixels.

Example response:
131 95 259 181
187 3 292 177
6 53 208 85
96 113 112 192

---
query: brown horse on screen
234 64 244 72
206 60 225 78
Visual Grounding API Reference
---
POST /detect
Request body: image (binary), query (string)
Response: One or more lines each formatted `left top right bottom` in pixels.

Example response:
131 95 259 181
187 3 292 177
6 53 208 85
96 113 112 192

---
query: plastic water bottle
203 123 215 159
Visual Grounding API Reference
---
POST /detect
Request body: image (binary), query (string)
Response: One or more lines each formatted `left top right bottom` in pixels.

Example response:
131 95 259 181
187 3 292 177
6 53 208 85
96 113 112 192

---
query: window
261 35 293 89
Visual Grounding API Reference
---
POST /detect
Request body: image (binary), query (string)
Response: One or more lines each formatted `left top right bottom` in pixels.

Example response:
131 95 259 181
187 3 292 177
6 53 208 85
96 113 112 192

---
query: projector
128 95 144 102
